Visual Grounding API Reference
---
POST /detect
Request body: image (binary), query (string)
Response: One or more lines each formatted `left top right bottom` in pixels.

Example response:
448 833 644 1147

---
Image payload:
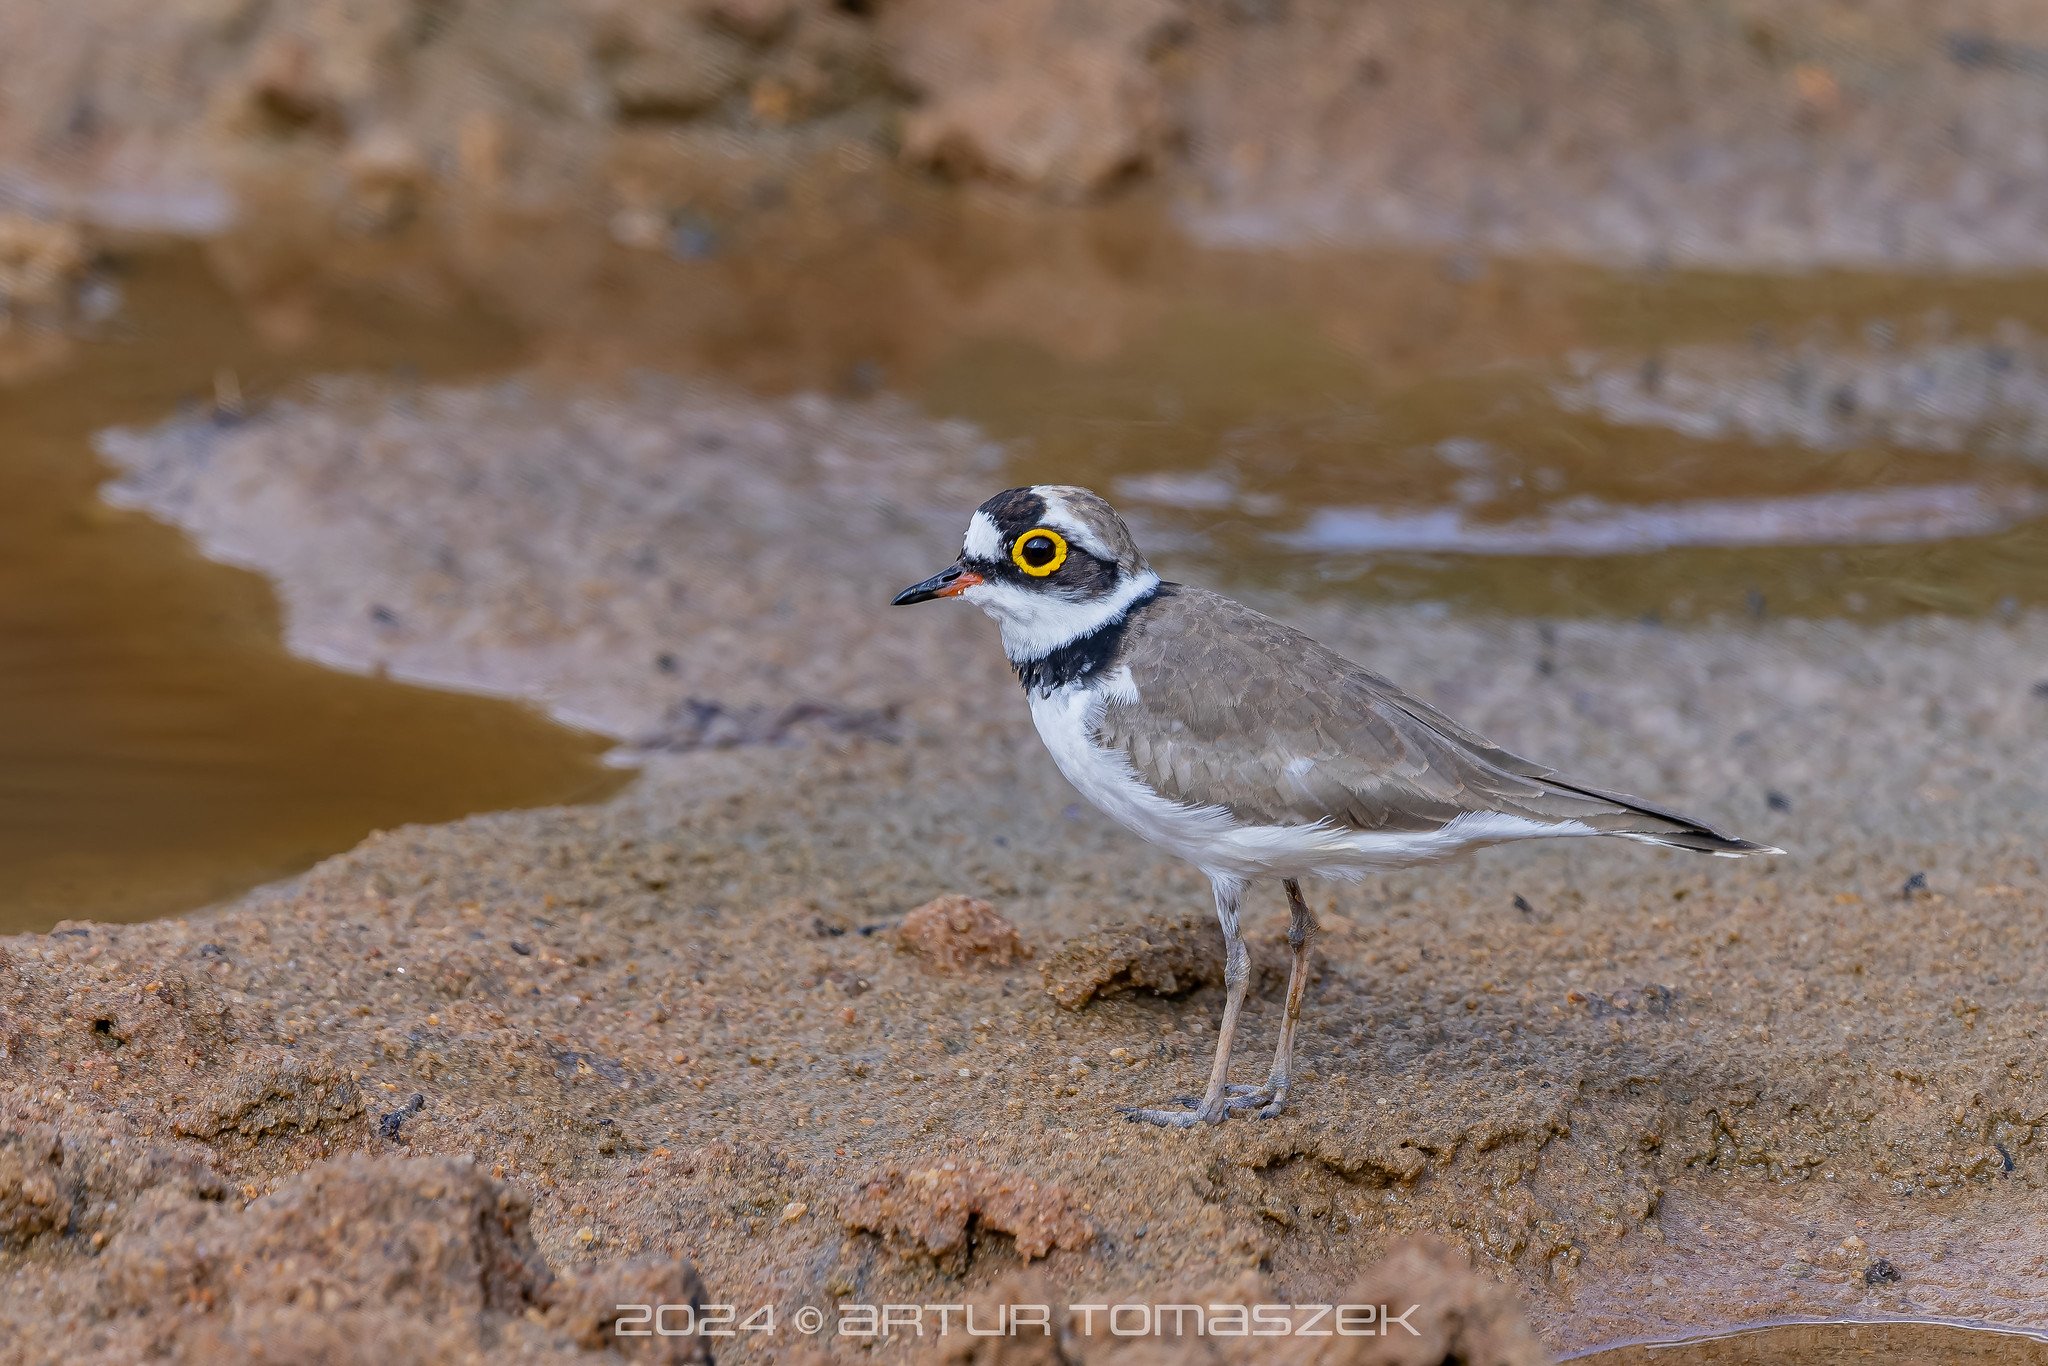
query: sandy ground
1 375 2044 1360
12 0 2048 269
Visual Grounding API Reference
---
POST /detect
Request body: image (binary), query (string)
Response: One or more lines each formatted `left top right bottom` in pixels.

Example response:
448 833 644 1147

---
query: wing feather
1094 585 1764 853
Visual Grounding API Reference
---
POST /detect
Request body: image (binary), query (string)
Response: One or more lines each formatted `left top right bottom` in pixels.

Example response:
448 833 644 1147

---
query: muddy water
914 261 2048 621
379 179 2048 621
1577 1320 2048 1364
11 187 2048 928
0 239 626 933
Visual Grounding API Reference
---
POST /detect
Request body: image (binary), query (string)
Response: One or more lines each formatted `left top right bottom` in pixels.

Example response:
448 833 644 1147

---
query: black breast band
1012 584 1166 695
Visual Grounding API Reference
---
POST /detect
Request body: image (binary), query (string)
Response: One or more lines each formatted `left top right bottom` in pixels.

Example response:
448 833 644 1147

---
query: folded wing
1096 586 1770 855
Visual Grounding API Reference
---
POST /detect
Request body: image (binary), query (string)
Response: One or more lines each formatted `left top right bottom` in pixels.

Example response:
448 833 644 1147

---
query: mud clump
0 946 372 1180
0 1123 69 1248
2 1151 713 1365
169 1050 367 1164
546 1256 714 1364
842 1162 1093 1268
897 894 1032 973
1331 1237 1552 1366
1040 913 1225 1010
883 0 1184 199
0 1096 233 1259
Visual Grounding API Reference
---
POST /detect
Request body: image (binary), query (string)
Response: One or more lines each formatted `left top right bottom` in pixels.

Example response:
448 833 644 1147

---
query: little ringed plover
894 485 1777 1128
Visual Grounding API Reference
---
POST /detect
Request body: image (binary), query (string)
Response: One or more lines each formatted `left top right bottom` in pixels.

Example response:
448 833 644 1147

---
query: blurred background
4 0 2047 930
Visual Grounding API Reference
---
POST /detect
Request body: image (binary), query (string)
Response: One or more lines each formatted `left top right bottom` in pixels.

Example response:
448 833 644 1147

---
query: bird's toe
1121 1103 1221 1128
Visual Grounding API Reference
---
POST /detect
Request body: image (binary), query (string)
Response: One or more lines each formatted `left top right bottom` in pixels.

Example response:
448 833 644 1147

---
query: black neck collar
1011 584 1163 695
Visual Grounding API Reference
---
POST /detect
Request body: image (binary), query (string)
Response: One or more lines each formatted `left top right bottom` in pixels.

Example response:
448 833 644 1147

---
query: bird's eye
1011 528 1068 576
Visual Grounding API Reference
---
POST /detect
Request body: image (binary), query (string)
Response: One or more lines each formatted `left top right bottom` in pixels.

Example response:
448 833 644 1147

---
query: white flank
966 570 1162 666
1029 674 1598 881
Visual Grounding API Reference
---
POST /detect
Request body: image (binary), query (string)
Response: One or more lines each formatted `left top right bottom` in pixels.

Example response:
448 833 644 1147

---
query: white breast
1027 670 1596 883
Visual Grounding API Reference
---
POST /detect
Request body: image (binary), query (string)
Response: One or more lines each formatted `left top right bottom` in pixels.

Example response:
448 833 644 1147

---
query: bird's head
893 485 1161 661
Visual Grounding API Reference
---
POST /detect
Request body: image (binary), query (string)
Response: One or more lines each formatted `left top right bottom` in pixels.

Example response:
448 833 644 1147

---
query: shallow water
910 252 2048 621
1576 1319 2048 1364
379 179 2048 620
9 187 2048 929
0 240 627 933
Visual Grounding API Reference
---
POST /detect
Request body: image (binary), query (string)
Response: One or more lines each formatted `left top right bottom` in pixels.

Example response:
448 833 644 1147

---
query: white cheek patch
964 570 1161 663
962 510 1003 563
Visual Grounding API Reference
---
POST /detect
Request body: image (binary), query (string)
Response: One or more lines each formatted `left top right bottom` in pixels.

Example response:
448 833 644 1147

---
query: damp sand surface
4 369 2046 1361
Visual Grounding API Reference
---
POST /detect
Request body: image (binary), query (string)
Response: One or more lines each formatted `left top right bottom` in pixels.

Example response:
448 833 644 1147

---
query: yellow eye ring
1011 527 1068 576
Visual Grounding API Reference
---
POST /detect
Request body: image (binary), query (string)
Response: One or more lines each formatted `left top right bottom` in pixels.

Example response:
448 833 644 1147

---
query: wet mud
4 374 2045 1360
8 3 2048 1352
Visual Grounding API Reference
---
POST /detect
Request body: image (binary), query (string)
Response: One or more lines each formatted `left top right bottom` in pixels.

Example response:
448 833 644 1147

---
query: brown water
915 261 2048 621
10 185 2048 931
398 178 2048 621
1577 1320 2048 1364
0 238 627 933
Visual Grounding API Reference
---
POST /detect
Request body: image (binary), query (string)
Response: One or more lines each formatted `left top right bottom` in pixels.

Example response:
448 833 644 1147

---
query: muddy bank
2 375 2044 1358
12 1 2048 268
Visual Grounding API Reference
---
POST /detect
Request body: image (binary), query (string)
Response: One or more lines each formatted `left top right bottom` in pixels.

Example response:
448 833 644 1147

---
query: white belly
1026 672 1591 884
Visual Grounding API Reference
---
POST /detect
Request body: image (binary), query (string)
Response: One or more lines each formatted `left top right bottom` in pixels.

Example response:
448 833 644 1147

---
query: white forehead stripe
1033 487 1118 562
962 509 1003 562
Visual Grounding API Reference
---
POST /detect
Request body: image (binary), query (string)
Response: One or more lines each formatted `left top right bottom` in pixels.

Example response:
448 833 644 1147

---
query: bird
893 485 1778 1127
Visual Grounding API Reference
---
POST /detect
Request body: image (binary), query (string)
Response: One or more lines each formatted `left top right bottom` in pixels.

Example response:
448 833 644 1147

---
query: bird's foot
1224 1079 1292 1120
1120 1100 1226 1127
1122 1081 1289 1127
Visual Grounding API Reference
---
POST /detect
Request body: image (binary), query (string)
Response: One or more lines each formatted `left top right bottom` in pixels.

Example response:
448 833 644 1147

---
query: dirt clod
1040 914 1223 1010
542 1255 714 1363
169 1049 367 1160
842 1162 1093 1266
1323 1237 1553 1366
0 1152 681 1364
897 895 1031 973
0 1123 69 1249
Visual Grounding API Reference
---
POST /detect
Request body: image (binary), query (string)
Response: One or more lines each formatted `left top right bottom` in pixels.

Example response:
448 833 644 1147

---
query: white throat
964 569 1161 663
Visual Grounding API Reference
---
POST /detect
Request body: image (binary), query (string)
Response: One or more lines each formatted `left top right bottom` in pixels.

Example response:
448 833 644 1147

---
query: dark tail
1550 779 1784 858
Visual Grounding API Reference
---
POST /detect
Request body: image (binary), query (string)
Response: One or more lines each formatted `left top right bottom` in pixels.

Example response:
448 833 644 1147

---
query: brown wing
1096 585 1764 852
